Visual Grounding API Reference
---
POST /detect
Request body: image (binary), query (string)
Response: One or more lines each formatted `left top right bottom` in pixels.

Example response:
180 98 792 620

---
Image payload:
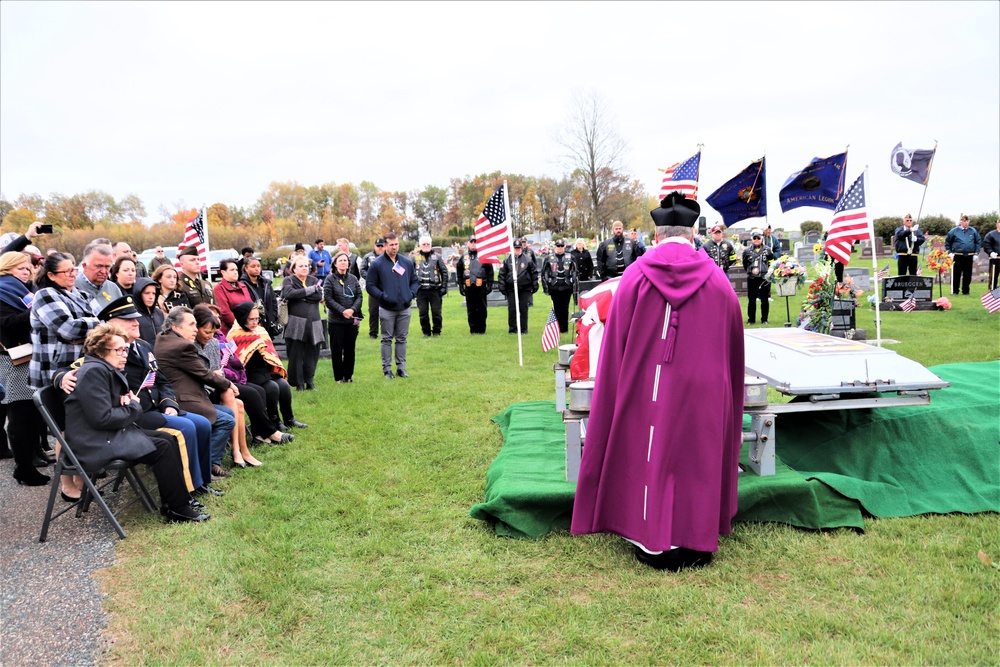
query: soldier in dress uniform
541 238 578 333
456 236 494 334
177 245 215 307
702 224 738 274
498 240 539 334
596 220 644 281
414 236 449 337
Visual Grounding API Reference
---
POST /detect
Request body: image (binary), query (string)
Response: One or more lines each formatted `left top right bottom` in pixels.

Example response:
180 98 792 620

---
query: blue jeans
161 412 212 490
210 405 236 467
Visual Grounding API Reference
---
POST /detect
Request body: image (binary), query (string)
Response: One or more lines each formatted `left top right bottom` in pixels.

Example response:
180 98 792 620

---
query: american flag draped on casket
570 277 621 380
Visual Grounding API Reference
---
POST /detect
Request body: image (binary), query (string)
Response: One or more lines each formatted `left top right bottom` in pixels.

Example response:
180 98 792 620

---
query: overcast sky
2 1 998 230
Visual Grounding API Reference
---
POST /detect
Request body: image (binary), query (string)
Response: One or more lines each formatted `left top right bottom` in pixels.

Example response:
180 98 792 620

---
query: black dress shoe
287 419 309 429
384 371 394 380
13 467 51 486
276 422 289 432
0 448 13 460
396 370 410 378
634 546 713 571
194 485 225 497
162 506 211 523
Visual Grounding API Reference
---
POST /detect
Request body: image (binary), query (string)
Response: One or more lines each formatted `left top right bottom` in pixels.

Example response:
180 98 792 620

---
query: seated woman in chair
228 303 307 430
65 323 209 523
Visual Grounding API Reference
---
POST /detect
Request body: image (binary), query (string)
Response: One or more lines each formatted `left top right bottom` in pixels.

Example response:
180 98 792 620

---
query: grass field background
100 269 998 665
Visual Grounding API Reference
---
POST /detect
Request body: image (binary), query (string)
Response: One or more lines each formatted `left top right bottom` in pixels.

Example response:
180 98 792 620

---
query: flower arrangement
795 262 835 333
934 296 952 310
926 248 953 275
765 254 807 287
834 274 864 304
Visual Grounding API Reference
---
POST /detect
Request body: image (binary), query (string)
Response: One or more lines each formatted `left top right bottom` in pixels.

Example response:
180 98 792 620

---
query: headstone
796 246 816 264
930 237 945 251
973 250 990 282
779 239 791 252
883 275 936 310
787 230 803 242
830 298 857 332
845 267 871 292
804 231 822 246
860 245 874 259
729 266 748 294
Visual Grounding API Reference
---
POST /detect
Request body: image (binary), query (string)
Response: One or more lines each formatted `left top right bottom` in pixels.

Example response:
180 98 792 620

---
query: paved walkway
1 457 115 667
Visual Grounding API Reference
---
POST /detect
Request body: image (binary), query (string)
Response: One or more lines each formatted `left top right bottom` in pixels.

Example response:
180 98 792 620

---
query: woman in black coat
281 256 323 390
323 251 363 383
65 324 207 522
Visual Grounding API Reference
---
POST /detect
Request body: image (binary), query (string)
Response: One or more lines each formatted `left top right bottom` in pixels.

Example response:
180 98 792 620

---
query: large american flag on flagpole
474 184 511 264
182 212 208 272
541 308 560 352
823 172 870 266
659 152 701 200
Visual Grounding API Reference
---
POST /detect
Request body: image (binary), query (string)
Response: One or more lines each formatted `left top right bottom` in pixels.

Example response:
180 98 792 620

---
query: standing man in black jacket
893 214 926 276
360 238 386 339
498 241 539 334
982 219 1000 290
596 220 643 281
240 258 280 337
541 239 578 333
742 229 774 325
414 236 448 337
456 236 494 334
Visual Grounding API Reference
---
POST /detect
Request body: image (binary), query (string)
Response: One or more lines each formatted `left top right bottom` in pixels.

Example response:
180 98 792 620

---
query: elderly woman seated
65 323 208 522
228 302 307 430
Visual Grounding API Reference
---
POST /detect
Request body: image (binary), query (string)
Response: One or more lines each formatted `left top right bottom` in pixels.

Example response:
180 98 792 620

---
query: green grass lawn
102 271 998 666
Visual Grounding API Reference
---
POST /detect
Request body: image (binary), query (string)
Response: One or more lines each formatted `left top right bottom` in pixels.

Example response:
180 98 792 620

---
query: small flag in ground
182 212 208 272
876 263 890 280
541 308 560 351
982 287 1000 313
900 295 917 312
659 152 701 200
474 184 511 265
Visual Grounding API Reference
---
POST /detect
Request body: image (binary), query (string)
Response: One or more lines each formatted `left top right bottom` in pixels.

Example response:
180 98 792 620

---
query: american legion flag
541 308 560 352
659 152 701 200
981 287 1000 314
474 184 511 264
823 172 870 266
182 212 208 272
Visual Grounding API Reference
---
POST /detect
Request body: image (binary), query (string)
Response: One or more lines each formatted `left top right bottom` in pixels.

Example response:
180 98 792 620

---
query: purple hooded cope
570 237 745 553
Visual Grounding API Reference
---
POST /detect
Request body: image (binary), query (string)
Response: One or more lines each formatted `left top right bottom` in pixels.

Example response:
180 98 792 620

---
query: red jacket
213 280 253 335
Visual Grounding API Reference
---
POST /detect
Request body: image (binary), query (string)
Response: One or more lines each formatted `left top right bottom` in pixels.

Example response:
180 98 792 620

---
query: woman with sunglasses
29 252 101 501
323 251 363 383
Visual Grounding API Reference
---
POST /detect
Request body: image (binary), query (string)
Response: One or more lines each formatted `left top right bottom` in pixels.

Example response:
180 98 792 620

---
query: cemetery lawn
101 284 998 665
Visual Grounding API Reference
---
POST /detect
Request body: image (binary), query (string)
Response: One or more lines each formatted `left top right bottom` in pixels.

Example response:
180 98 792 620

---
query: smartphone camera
37 224 53 234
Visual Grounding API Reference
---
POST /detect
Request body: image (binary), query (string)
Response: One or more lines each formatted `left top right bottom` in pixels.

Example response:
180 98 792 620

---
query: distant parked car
207 248 238 281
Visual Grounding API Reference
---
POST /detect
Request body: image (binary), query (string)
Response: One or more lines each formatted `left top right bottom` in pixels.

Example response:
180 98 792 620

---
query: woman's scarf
0 273 31 312
227 323 286 379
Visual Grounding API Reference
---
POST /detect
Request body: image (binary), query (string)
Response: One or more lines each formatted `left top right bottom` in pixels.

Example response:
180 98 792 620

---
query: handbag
277 298 289 327
2 342 32 366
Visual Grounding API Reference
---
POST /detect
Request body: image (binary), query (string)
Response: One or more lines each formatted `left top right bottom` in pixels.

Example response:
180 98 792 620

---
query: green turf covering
469 362 999 538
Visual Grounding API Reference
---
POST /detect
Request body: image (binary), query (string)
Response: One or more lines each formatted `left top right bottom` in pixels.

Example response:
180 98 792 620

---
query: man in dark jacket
703 225 738 274
570 238 594 281
456 237 494 335
498 241 539 334
414 236 448 337
240 258 280 337
366 234 419 379
596 220 643 281
360 238 386 339
541 239 578 333
742 229 774 325
893 214 926 276
945 215 982 295
982 218 1000 290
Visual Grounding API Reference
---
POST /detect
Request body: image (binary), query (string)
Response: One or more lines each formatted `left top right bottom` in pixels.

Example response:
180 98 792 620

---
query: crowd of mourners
0 223 314 524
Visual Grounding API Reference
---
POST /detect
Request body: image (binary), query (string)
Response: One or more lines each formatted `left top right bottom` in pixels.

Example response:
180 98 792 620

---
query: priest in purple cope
570 192 745 571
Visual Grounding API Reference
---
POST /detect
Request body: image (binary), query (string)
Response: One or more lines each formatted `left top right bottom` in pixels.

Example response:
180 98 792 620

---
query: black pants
747 278 770 324
236 382 277 437
417 288 443 335
133 430 191 511
329 323 358 381
550 289 573 333
465 286 488 334
897 254 919 276
833 260 844 283
5 398 46 471
286 339 319 389
253 378 295 425
952 254 973 294
367 294 380 337
989 258 1000 290
506 288 531 333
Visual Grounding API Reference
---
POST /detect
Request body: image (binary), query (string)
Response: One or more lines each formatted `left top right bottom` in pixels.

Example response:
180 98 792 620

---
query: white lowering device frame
742 329 950 476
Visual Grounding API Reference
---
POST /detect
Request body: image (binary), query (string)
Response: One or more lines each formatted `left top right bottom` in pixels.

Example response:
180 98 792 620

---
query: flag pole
865 167 882 347
502 180 523 367
914 141 937 227
201 204 211 278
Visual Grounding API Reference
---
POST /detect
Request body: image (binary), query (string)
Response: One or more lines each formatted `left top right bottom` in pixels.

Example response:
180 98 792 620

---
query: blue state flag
706 157 767 227
778 152 847 213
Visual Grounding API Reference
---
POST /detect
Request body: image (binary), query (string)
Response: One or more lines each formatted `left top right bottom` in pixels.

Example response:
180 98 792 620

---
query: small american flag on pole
823 172 870 266
182 212 208 272
140 370 156 389
541 308 560 352
474 184 511 265
981 287 1000 313
900 295 917 312
659 152 701 200
876 263 890 280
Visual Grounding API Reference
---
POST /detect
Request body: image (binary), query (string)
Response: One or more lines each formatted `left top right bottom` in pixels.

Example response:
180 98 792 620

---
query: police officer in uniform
742 228 774 325
541 238 578 333
703 224 738 274
177 245 214 307
456 236 494 334
498 240 539 334
596 220 643 281
360 237 386 339
415 235 448 336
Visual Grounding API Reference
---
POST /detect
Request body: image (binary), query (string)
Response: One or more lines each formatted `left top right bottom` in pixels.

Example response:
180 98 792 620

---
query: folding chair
33 386 157 542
